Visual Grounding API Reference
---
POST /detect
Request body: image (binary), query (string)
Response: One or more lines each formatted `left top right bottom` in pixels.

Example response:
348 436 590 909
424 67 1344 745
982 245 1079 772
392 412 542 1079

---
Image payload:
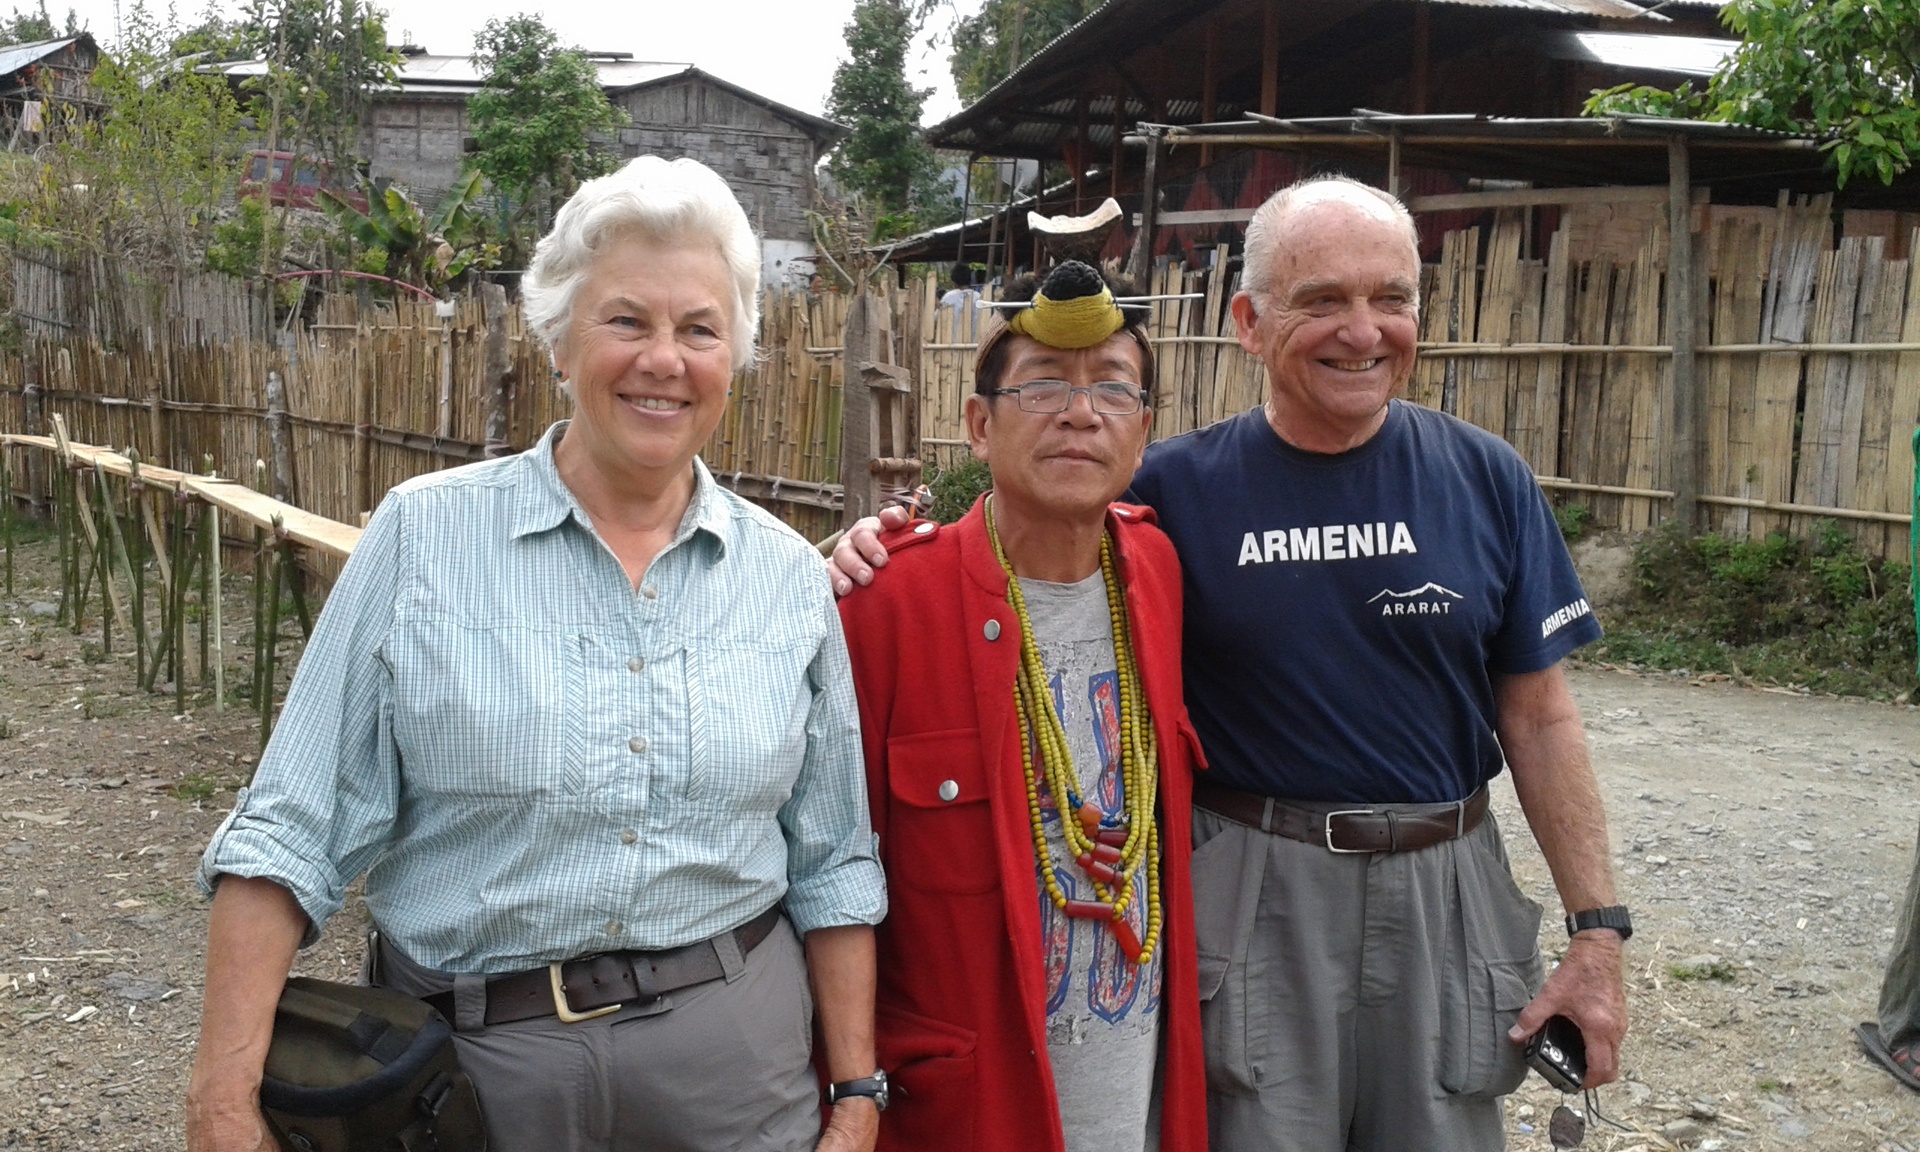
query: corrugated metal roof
1425 0 1651 13
0 36 82 77
212 54 693 94
1537 30 1736 75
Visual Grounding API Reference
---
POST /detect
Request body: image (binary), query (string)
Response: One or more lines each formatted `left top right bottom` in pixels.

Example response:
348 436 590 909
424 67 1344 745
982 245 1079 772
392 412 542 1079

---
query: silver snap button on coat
628 736 647 754
983 619 1001 641
938 779 959 802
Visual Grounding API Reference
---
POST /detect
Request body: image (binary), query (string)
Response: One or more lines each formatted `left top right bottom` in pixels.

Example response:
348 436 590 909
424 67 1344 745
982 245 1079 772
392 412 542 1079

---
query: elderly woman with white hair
186 156 887 1152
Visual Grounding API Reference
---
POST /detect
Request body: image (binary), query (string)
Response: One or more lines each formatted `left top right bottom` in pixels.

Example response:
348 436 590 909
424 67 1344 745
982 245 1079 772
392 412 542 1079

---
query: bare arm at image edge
186 875 308 1152
1497 662 1629 1087
807 925 880 1152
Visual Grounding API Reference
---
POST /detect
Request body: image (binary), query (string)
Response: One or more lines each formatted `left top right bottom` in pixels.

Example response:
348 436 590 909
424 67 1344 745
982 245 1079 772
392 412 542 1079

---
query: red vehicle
242 150 368 212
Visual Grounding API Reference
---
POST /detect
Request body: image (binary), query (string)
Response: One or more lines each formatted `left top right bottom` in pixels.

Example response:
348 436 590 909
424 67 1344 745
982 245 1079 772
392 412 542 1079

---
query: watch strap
825 1072 888 1110
1565 904 1633 941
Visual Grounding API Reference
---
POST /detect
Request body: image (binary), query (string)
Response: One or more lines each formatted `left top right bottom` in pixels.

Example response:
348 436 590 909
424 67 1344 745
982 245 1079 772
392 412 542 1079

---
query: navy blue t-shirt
1129 400 1601 804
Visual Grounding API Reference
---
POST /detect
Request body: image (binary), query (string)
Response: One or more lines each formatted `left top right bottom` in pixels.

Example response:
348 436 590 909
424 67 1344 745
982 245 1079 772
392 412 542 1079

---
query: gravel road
0 529 1915 1150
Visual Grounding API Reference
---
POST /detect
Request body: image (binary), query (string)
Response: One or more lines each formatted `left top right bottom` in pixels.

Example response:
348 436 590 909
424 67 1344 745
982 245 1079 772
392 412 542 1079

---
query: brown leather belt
425 906 783 1027
1194 779 1488 854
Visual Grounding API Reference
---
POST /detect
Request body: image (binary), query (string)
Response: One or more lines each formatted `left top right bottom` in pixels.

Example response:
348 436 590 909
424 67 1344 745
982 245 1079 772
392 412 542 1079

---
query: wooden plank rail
2 433 364 558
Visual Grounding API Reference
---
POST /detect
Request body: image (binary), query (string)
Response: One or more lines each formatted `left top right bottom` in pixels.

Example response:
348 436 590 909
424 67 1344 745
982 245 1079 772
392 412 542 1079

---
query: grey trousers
1192 804 1544 1152
373 918 822 1152
1879 829 1920 1046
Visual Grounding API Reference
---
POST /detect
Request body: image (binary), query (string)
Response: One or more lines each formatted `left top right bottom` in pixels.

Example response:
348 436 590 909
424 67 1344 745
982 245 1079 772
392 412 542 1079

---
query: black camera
1524 1014 1587 1094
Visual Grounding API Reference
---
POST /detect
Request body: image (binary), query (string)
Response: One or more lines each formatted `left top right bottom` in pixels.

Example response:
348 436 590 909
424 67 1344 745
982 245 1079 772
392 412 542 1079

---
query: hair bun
1038 260 1105 302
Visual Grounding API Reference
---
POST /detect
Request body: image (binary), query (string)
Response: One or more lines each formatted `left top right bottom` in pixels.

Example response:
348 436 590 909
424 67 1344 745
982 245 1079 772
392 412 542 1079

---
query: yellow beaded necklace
985 496 1163 965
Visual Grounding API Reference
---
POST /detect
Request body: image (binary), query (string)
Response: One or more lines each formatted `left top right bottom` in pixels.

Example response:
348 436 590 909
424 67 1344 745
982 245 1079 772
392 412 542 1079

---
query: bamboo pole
2 447 12 597
205 455 225 711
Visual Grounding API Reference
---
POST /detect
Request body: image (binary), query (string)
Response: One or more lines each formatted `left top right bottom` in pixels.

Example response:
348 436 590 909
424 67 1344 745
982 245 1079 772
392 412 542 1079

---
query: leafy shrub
1592 521 1918 700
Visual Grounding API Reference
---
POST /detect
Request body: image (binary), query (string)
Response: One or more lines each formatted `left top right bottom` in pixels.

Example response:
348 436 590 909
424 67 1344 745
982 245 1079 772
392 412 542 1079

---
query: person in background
939 262 980 311
188 155 886 1152
838 260 1207 1152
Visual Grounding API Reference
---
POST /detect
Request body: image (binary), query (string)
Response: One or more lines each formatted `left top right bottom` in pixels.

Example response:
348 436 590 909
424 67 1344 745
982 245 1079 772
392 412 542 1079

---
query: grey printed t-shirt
1018 572 1163 1152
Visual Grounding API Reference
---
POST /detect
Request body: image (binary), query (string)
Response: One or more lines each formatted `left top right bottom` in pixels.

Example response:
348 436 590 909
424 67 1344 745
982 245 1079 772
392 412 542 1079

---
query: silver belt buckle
1323 808 1376 853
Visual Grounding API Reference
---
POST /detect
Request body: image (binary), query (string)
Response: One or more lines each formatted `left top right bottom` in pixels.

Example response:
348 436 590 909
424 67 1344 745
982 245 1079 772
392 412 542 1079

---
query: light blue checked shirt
200 422 886 974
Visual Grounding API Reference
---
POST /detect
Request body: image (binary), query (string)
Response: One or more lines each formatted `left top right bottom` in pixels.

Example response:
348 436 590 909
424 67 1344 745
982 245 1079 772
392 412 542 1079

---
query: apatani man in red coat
836 262 1207 1152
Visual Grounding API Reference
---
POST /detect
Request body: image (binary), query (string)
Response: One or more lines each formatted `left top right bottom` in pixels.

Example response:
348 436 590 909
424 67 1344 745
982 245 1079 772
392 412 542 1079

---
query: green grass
170 771 242 803
1587 521 1918 702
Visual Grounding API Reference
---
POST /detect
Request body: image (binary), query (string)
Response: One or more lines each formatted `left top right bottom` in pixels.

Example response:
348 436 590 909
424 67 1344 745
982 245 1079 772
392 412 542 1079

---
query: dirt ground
0 531 1917 1150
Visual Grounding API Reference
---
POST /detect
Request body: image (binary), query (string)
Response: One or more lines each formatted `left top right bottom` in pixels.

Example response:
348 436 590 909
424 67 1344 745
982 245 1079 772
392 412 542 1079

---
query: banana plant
319 168 498 293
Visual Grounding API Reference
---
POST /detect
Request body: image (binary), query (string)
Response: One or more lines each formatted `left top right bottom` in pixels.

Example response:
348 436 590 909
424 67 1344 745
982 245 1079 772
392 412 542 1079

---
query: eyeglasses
987 379 1150 415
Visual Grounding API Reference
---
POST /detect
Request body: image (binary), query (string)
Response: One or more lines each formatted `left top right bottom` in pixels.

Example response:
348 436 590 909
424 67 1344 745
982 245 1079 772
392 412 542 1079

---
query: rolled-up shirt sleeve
777 587 887 935
198 495 406 945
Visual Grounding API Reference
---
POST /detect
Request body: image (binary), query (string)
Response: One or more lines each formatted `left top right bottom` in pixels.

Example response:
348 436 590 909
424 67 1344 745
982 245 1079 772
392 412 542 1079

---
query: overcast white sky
40 0 977 125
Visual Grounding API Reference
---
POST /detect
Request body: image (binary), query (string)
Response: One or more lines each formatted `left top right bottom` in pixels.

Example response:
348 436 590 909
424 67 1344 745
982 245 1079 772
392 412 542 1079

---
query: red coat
838 497 1208 1152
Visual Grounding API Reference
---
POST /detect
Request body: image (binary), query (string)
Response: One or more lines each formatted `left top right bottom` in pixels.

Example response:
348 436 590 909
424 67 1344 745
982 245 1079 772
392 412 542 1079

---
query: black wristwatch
825 1071 889 1111
1566 905 1633 941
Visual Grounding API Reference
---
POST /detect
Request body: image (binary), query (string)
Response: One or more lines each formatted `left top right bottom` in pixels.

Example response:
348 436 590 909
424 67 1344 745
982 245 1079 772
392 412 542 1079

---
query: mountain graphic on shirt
1366 583 1465 603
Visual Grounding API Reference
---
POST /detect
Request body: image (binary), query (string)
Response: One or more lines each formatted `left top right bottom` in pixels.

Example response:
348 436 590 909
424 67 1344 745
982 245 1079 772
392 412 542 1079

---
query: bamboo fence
5 196 1920 578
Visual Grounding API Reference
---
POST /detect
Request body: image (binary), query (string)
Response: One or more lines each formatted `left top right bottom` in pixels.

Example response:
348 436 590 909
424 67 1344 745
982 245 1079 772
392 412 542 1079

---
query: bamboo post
251 462 268 717
260 514 289 746
128 451 149 684
171 491 192 712
205 456 225 711
91 465 112 654
1666 134 1699 532
264 369 297 503
482 282 512 458
22 348 46 520
54 458 71 625
2 447 12 597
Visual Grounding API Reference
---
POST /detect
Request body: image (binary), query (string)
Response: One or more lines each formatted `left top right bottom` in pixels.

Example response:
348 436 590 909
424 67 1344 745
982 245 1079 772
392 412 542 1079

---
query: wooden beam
1667 134 1700 531
1074 98 1089 210
1130 130 1162 285
1201 16 1219 166
1411 2 1430 115
1260 0 1280 117
1110 85 1125 198
1407 185 1690 212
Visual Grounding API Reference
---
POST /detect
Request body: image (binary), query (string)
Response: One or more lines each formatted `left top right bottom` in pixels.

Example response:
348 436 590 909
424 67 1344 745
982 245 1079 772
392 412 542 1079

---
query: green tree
239 0 399 177
1585 0 1920 187
0 0 79 43
948 0 1098 105
825 0 952 237
466 14 627 250
33 0 246 268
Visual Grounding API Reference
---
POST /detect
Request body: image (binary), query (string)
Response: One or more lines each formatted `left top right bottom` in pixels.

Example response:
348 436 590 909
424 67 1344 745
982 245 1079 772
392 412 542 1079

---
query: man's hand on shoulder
829 507 913 597
1509 930 1628 1087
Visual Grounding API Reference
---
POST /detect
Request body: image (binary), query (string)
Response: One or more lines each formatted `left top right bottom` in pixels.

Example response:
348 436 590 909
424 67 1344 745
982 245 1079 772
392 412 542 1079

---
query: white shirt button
913 522 935 535
628 657 645 673
605 920 623 935
983 619 1001 641
628 736 647 754
641 584 659 600
620 829 638 845
938 779 959 802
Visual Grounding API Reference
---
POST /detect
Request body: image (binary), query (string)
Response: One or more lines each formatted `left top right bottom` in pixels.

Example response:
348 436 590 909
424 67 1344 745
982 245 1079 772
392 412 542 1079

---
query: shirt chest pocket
885 729 999 896
388 621 586 798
